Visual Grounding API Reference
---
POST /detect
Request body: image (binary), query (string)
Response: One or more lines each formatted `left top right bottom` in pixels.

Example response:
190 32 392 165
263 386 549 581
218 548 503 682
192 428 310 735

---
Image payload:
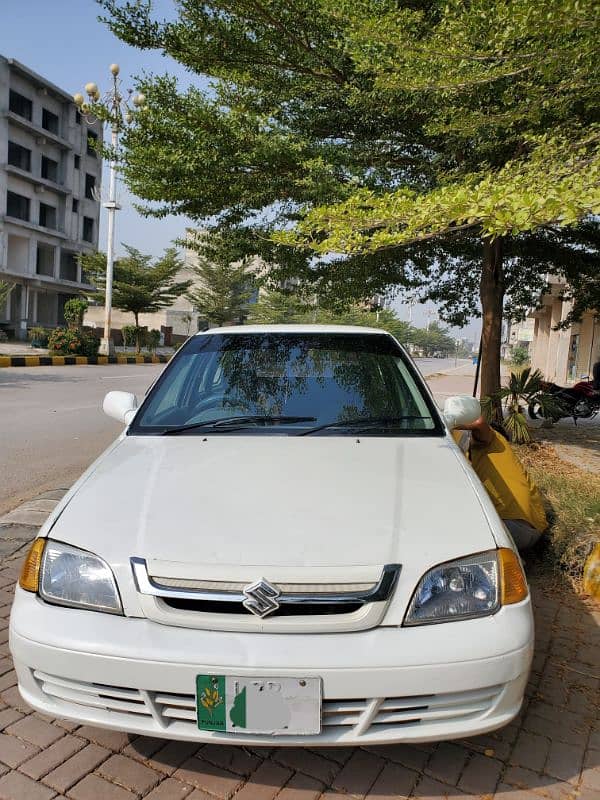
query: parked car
11 325 533 746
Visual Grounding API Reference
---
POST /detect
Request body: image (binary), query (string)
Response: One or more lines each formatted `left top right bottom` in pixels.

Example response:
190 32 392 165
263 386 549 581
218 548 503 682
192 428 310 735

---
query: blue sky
1 0 479 341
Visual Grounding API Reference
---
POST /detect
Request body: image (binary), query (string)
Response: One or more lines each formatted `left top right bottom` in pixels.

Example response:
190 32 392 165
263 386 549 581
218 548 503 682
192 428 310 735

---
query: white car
10 325 533 746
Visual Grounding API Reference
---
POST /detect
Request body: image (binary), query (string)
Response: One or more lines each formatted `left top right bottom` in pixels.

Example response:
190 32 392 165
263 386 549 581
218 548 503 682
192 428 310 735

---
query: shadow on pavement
0 371 83 388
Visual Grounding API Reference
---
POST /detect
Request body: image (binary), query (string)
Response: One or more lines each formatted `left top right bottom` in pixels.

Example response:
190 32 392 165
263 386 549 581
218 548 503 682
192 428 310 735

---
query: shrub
511 346 530 366
121 324 138 347
47 327 99 357
28 327 49 347
63 298 89 330
79 332 100 358
146 329 161 351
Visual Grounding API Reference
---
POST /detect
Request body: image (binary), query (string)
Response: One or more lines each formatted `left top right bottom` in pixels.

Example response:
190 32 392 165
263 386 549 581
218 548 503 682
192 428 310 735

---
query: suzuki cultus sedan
11 326 533 745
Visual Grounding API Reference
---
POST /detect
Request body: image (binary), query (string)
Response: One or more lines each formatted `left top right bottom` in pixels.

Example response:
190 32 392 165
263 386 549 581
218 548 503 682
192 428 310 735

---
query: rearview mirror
443 395 481 430
103 391 138 425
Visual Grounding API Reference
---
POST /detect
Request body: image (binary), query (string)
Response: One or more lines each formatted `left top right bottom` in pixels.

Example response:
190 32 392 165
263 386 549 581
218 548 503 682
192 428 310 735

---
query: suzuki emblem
243 579 280 618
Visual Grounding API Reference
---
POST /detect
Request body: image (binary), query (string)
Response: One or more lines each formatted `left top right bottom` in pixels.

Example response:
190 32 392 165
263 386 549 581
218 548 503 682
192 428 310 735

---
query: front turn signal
19 539 46 592
498 548 528 605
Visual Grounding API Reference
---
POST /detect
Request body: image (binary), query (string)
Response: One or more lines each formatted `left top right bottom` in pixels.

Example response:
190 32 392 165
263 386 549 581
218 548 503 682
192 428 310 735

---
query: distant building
0 56 102 339
529 276 599 383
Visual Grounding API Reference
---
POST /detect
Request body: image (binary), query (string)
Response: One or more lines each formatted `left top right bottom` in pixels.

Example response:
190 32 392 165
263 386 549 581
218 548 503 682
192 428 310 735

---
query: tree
186 231 256 328
412 323 455 357
63 298 89 331
81 246 191 351
99 0 599 403
247 291 315 324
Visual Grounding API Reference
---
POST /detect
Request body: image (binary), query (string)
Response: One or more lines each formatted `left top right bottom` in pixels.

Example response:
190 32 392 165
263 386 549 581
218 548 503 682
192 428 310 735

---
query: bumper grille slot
34 671 151 717
33 670 504 739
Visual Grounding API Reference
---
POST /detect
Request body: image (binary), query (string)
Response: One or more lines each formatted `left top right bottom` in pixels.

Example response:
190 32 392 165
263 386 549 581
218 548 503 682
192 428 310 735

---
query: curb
0 354 171 368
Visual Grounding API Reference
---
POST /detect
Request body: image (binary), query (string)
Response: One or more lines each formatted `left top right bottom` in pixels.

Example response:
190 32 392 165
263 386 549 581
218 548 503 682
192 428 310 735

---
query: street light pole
74 65 145 357
102 101 120 356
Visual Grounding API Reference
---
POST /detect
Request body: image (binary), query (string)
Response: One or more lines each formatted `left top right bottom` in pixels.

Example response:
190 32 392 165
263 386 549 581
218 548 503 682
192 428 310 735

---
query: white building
0 56 102 339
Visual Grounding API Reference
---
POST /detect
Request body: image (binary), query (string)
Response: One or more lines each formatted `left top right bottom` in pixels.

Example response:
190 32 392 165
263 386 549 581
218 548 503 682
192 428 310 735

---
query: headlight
38 540 123 615
404 549 527 626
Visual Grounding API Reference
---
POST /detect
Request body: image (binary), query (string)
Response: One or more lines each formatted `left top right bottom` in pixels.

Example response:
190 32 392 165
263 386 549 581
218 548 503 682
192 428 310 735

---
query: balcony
6 111 72 151
5 164 70 196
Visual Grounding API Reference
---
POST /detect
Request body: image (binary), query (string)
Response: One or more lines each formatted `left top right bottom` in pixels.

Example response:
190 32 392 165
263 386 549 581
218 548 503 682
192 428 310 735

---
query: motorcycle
528 377 600 423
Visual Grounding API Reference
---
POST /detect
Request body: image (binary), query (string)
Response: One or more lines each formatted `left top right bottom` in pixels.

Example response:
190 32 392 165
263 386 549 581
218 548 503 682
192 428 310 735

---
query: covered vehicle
10 325 532 745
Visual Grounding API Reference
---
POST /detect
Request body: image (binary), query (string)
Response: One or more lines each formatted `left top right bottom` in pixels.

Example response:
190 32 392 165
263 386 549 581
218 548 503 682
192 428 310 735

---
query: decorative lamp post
74 65 146 356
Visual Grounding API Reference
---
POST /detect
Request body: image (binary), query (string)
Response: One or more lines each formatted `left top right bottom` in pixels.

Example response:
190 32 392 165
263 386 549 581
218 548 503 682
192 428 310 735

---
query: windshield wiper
298 416 431 436
162 415 317 436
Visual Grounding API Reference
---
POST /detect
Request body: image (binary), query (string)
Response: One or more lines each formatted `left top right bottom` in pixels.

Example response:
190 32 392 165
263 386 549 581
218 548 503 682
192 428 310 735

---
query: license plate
196 675 321 735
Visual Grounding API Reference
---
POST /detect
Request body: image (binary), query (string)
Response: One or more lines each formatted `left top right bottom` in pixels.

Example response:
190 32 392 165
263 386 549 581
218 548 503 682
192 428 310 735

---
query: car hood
51 434 499 580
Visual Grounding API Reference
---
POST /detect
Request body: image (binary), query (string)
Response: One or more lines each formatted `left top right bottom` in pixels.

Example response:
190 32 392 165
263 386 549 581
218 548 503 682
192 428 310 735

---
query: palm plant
482 368 560 444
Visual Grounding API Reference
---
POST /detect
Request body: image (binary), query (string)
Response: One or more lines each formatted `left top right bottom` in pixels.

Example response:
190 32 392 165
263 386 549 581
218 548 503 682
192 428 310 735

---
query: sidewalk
0 492 599 799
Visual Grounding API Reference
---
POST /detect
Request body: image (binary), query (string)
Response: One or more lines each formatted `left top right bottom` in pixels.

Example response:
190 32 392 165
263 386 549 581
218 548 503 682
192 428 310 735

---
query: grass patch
515 442 600 582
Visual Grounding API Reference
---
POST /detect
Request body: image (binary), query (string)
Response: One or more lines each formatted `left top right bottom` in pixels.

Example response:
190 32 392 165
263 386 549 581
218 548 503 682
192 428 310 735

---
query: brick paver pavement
1 542 599 799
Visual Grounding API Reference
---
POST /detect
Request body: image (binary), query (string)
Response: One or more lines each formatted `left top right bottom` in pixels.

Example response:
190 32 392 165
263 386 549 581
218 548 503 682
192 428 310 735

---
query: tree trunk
134 312 141 354
479 237 505 419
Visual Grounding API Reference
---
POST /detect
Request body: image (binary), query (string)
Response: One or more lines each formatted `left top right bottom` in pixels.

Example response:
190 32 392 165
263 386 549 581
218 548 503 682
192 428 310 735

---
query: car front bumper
10 587 534 746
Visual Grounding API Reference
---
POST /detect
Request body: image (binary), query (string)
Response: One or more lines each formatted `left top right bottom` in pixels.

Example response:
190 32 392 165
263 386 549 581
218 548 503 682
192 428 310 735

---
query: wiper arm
298 416 430 436
162 415 317 435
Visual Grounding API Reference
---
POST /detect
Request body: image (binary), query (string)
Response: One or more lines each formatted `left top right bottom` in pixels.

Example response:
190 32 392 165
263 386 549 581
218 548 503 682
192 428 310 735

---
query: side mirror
103 391 138 425
443 395 481 430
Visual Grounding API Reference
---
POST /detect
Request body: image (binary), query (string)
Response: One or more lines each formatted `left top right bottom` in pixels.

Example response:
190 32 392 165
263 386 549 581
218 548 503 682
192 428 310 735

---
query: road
0 364 163 515
411 356 471 376
0 358 471 515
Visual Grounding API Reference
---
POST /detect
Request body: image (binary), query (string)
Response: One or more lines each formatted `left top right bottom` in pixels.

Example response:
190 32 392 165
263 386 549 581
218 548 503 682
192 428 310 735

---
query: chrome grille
131 558 400 620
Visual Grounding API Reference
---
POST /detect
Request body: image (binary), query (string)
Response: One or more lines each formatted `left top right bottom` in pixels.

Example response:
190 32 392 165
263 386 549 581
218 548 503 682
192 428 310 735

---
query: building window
8 141 31 171
9 90 32 121
86 130 98 157
6 191 30 221
36 244 56 277
84 173 96 200
72 198 79 212
41 155 59 182
59 251 78 282
39 202 57 229
74 154 81 169
42 108 60 135
75 109 82 125
82 216 94 242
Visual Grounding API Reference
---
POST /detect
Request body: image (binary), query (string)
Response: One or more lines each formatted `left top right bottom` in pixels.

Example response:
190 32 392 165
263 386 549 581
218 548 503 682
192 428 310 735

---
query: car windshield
130 332 442 436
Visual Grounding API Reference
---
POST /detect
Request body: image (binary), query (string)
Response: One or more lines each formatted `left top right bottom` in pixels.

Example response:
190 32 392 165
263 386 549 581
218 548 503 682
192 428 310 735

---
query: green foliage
186 231 256 327
63 298 89 330
247 291 315 325
0 280 14 307
484 368 561 444
27 327 49 347
411 322 455 357
99 0 599 396
247 288 421 344
81 245 191 352
510 346 530 366
47 328 99 358
146 329 161 351
121 324 139 347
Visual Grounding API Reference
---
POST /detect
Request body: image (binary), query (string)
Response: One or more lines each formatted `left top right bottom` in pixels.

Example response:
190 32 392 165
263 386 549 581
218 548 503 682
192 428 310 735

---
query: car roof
195 324 388 336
